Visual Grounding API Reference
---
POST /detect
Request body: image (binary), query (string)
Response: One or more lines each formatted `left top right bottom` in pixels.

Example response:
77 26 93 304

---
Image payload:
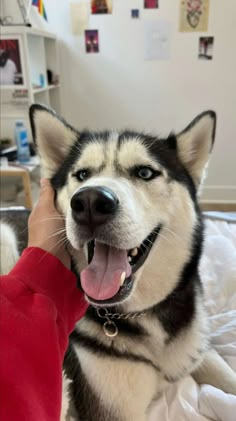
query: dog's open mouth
80 225 161 305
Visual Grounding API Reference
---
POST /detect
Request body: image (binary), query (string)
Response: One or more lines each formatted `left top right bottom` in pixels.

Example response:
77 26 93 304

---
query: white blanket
149 218 236 420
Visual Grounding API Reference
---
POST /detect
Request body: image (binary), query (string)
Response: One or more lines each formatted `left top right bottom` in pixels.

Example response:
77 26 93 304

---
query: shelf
26 27 57 39
1 26 61 140
48 84 61 90
33 84 61 94
33 86 48 94
1 26 56 39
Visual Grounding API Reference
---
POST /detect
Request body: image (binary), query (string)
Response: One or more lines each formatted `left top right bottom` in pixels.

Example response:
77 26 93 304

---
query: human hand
28 179 70 269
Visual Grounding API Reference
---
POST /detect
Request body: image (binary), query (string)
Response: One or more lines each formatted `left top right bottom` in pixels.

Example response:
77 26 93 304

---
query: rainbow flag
32 0 47 20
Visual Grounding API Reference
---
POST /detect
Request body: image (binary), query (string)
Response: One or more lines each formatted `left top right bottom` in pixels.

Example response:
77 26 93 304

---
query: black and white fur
30 105 236 421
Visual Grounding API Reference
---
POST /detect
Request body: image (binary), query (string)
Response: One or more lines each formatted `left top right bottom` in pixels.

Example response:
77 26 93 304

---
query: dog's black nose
71 186 119 229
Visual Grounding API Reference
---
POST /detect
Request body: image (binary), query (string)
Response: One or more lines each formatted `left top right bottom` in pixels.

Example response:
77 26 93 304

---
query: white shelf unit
0 26 61 142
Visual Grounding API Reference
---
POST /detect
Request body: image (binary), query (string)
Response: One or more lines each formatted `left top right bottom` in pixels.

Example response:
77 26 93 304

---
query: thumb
40 178 50 189
38 178 56 209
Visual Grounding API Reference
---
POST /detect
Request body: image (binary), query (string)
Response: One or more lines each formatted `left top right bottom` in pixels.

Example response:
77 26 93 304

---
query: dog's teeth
130 248 138 257
120 272 126 286
128 256 132 262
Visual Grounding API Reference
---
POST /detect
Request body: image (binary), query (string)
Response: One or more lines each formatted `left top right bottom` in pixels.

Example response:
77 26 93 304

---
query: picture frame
91 0 112 15
0 36 26 89
198 37 214 60
85 30 99 53
144 0 159 9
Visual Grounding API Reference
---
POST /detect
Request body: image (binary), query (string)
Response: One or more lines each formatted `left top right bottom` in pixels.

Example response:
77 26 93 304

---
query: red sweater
0 247 88 421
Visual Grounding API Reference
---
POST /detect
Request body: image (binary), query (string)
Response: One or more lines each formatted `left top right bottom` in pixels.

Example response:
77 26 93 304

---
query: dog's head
30 105 216 310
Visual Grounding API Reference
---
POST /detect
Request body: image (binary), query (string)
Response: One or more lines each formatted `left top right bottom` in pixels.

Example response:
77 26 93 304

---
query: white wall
2 0 236 202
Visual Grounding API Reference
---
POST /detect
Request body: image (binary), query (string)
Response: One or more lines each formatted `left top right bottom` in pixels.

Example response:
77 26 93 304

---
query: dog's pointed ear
29 104 78 178
176 111 216 188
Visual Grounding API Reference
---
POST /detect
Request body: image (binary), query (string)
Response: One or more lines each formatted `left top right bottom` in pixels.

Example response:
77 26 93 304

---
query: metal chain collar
95 307 146 338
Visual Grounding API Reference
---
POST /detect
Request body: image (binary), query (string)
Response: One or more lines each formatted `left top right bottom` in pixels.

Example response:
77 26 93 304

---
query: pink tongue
81 242 131 301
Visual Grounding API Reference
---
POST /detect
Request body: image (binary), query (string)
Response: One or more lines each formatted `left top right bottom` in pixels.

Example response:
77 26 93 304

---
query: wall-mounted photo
85 30 100 53
0 38 24 87
179 0 209 32
144 0 159 9
91 0 112 14
131 9 140 19
198 37 214 60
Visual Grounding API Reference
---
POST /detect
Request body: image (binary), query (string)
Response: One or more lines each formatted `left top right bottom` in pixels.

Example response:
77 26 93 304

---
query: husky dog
29 105 236 420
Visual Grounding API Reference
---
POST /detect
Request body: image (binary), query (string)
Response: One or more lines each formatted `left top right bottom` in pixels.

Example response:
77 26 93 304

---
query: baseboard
200 185 236 204
200 203 236 212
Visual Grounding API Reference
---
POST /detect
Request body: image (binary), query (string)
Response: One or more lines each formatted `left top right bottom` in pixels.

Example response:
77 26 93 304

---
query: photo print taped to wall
70 3 89 36
144 21 171 61
91 0 112 14
0 38 24 86
144 0 159 9
131 9 140 19
179 0 209 32
198 37 214 60
85 30 99 53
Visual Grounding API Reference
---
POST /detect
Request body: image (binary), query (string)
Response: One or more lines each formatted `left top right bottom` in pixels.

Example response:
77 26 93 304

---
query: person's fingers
27 179 70 267
37 178 56 211
40 178 50 189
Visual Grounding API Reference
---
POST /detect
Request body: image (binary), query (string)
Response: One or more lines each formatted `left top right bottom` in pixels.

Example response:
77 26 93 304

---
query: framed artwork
199 37 214 60
91 0 112 15
144 1 159 9
85 30 99 53
179 0 209 32
131 9 140 19
0 37 25 88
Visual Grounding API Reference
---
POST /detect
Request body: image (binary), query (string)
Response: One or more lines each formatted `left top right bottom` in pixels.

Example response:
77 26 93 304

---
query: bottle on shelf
15 121 30 163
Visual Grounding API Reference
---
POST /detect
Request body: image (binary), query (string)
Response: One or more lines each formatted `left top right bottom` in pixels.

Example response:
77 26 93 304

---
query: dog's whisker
42 228 68 242
21 233 69 264
162 226 185 243
21 216 67 235
144 232 174 246
38 236 70 263
158 233 174 245
31 216 66 222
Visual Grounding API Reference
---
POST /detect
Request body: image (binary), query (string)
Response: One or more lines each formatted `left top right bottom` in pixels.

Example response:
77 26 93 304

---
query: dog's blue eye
74 169 90 181
137 167 154 180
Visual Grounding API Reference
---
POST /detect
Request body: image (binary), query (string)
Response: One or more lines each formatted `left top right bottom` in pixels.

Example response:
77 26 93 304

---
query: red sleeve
0 247 88 421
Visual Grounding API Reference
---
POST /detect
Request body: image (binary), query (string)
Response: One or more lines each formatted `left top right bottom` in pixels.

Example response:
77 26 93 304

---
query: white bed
149 215 236 420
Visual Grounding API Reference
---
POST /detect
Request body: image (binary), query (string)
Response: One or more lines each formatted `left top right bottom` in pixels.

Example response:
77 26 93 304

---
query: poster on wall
144 0 159 9
70 2 89 36
179 0 209 32
131 9 140 19
198 37 214 60
144 21 171 61
85 30 100 53
0 38 24 87
91 0 112 14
